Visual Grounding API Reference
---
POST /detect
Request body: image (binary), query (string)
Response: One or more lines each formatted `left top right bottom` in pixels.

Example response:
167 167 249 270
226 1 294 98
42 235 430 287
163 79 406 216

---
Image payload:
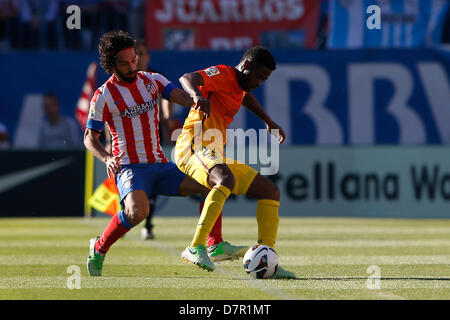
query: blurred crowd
0 0 145 51
1 0 450 52
1 0 450 152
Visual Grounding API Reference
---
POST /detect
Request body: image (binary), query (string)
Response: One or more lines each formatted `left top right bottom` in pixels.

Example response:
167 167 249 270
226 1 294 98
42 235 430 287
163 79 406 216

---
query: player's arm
179 72 210 118
85 89 124 176
168 87 194 109
242 92 286 144
149 72 192 109
84 129 110 162
84 129 124 178
84 91 112 166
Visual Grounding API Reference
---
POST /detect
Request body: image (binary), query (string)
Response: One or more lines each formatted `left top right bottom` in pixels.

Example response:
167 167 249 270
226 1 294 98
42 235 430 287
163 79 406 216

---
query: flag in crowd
76 62 98 131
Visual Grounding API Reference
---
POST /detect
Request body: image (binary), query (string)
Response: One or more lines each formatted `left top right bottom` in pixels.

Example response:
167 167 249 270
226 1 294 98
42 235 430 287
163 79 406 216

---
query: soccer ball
243 245 279 279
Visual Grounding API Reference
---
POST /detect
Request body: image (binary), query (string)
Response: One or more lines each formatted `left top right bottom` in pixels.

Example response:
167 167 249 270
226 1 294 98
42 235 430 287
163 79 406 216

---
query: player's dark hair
98 30 136 74
241 46 276 71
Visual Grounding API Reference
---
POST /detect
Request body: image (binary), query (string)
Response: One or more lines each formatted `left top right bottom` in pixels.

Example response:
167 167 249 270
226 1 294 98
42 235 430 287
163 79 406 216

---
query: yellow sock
190 185 231 248
256 199 280 248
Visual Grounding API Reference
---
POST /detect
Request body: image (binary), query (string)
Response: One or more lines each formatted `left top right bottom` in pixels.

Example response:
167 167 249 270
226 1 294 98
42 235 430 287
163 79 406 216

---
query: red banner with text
146 0 320 50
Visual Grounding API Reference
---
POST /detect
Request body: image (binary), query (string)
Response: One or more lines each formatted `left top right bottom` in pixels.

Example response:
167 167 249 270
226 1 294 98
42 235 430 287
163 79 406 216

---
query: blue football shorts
115 162 186 205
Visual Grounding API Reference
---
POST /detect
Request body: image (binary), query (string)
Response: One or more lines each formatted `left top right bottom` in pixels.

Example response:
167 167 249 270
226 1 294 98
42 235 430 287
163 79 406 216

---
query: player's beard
116 68 137 83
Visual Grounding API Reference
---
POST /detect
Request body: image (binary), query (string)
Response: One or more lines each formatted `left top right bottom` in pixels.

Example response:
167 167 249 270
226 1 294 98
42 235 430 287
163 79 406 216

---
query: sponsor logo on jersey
205 66 220 77
121 99 157 118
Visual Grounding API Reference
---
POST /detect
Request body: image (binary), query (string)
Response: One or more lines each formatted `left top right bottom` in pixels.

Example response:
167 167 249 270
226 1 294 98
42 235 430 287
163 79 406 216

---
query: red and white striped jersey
87 71 176 165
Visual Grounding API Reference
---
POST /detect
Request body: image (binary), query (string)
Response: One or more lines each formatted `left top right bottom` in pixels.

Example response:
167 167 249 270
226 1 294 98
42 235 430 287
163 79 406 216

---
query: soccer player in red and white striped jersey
89 69 172 165
84 30 215 276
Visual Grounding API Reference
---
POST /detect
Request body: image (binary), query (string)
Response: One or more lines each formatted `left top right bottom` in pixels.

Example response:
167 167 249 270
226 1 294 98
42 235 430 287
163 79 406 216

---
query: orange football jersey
181 65 247 148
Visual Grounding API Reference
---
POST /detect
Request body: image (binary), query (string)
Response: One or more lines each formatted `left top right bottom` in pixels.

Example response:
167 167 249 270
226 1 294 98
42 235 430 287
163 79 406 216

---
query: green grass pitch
1 216 450 300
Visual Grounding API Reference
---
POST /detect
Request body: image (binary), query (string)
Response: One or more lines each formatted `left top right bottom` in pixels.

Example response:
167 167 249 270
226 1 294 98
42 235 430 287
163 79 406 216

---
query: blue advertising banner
1 48 450 146
266 48 450 145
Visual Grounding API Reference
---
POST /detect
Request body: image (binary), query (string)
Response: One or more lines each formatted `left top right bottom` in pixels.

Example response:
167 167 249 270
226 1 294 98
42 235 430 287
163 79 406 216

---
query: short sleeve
196 65 227 93
144 72 176 100
86 88 105 132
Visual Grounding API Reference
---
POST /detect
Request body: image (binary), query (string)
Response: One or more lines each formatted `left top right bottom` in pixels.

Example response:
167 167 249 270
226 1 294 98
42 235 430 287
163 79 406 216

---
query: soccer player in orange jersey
135 40 247 262
175 46 296 278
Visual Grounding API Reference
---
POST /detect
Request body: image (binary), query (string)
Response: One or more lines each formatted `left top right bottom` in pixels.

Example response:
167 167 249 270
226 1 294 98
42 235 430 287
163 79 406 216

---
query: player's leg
87 165 153 276
176 171 229 246
246 174 280 248
175 147 247 268
151 163 216 271
178 172 246 262
199 200 223 246
176 172 231 271
175 146 235 249
88 190 149 276
245 173 295 279
192 164 249 262
173 162 234 269
197 198 248 262
187 163 233 247
150 161 226 242
180 176 225 248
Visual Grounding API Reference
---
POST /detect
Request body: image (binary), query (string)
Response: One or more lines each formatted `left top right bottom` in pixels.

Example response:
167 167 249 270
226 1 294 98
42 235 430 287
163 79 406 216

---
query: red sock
199 201 223 247
95 211 131 255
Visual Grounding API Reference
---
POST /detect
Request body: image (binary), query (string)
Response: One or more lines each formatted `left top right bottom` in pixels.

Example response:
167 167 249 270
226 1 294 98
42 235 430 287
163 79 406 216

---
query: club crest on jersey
205 66 220 77
120 99 157 118
145 82 158 95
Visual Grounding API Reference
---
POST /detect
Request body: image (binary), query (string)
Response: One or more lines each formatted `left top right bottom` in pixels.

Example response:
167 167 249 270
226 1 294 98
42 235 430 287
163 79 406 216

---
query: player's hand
193 95 210 119
265 120 286 144
105 151 125 178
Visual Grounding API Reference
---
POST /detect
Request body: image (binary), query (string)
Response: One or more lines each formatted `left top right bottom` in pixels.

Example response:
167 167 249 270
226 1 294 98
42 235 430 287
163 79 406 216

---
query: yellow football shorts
175 144 258 196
